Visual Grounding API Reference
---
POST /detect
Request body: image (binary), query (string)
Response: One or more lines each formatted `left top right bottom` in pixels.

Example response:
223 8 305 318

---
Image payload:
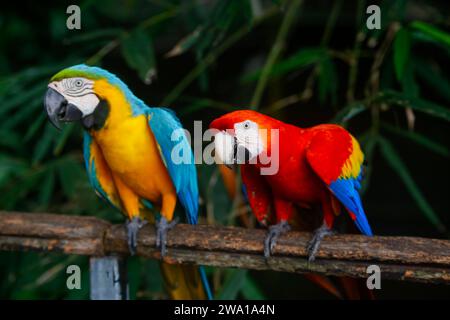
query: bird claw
264 220 291 258
307 223 335 262
156 216 179 257
126 217 148 255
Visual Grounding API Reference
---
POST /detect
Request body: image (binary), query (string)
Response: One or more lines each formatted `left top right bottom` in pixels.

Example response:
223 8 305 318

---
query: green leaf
241 276 265 299
0 130 22 150
382 90 450 122
381 123 449 158
332 102 367 124
0 64 64 87
32 124 56 165
318 56 337 105
411 21 450 47
177 96 236 116
65 28 121 45
127 256 141 300
121 29 157 84
189 0 252 58
166 28 202 57
38 170 55 208
53 124 76 156
377 136 446 233
24 114 46 142
401 60 419 98
217 269 247 299
241 48 326 83
393 27 411 82
57 157 84 198
144 259 164 296
0 169 42 209
3 99 41 130
196 50 209 92
380 55 395 91
0 155 28 185
0 85 45 118
415 60 450 103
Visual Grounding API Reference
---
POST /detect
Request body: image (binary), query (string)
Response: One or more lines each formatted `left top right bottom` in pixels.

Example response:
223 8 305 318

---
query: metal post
89 256 129 300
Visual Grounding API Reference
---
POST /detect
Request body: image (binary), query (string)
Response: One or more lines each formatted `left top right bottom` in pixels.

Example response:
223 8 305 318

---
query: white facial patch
214 131 235 165
48 77 99 116
234 120 264 161
65 93 99 116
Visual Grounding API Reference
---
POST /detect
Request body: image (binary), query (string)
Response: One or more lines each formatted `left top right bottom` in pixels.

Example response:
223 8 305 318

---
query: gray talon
156 216 179 256
126 217 147 255
307 223 335 262
264 220 291 258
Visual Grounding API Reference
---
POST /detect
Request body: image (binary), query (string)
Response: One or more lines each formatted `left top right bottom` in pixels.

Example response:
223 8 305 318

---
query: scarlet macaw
210 110 373 261
44 64 212 299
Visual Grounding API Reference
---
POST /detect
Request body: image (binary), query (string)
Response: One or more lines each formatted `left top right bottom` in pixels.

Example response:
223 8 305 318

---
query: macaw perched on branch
210 110 373 261
44 64 212 299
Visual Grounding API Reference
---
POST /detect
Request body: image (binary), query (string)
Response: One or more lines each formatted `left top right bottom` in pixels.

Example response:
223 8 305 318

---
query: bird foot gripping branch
156 217 179 257
126 217 147 255
264 220 291 258
307 223 336 262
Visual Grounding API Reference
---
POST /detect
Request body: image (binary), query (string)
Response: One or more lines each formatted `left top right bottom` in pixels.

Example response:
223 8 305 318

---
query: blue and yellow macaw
44 64 212 299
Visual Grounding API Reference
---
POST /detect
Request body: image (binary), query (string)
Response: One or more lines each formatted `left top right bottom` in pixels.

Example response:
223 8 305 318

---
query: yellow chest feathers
89 80 172 195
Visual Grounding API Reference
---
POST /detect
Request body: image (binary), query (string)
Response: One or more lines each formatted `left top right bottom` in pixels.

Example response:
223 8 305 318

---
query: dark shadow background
0 0 449 299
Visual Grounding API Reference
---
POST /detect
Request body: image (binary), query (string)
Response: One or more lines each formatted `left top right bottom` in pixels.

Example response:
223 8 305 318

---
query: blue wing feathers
146 107 199 225
329 177 373 236
146 108 212 298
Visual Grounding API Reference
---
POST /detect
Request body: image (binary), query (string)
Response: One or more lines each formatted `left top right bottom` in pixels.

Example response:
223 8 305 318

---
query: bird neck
91 79 139 130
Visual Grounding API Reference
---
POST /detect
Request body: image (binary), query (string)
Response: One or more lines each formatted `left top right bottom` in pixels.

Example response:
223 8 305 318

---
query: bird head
209 110 279 167
44 64 135 130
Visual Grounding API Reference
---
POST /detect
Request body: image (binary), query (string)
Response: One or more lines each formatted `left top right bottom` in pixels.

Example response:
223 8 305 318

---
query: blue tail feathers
353 207 373 236
329 178 373 237
199 266 213 300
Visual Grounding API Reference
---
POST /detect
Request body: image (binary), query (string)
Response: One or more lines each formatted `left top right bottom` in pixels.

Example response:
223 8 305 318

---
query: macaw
210 110 373 261
44 64 212 299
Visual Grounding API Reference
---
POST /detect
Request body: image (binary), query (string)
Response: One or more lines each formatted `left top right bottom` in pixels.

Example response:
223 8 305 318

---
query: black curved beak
231 136 251 168
44 87 83 130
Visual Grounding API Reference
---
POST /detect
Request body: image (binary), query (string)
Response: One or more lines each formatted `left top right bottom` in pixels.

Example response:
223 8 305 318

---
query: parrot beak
44 87 83 130
234 138 252 164
214 131 235 167
214 131 252 168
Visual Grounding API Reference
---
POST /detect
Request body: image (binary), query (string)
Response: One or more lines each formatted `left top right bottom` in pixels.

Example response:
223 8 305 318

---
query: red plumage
210 110 373 299
211 110 374 299
210 110 365 230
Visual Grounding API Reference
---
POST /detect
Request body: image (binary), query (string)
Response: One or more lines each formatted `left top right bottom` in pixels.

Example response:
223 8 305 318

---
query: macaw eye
243 121 250 129
75 80 83 87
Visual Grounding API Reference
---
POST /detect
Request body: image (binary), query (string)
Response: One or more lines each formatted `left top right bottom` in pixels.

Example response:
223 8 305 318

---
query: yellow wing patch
340 136 364 179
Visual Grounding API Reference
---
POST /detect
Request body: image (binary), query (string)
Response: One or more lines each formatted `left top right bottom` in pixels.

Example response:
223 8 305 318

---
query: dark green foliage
0 0 448 299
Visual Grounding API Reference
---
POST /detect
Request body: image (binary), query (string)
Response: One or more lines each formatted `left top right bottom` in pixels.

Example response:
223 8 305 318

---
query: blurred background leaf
121 29 157 84
393 27 411 82
377 136 446 233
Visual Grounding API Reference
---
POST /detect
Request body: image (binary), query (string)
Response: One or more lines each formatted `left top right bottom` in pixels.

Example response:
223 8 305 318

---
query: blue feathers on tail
147 107 213 299
329 177 373 236
199 266 213 300
353 208 373 236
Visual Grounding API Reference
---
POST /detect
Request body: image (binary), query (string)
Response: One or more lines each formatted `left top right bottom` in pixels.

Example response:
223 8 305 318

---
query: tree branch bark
0 211 449 284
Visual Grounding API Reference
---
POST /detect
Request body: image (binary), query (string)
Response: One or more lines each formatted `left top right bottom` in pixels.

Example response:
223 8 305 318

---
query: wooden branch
0 211 449 284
